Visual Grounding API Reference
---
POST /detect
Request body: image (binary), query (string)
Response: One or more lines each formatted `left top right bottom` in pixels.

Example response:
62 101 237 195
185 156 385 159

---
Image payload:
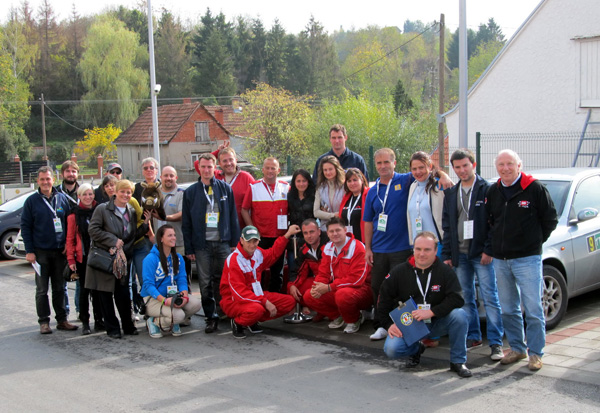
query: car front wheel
1 230 19 260
543 265 568 330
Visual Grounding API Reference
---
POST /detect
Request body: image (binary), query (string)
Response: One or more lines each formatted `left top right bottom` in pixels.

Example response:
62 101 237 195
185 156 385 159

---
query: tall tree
392 79 413 116
246 18 266 87
34 0 62 97
231 17 253 91
113 6 148 46
77 15 149 129
2 6 38 85
447 27 477 71
192 9 236 99
265 20 287 88
297 16 341 98
155 10 192 98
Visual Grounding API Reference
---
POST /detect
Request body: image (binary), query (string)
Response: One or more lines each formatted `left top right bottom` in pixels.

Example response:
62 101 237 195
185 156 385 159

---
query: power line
43 103 87 132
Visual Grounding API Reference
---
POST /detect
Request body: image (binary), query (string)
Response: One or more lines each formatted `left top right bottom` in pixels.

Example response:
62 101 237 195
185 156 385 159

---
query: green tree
265 20 287 88
447 27 477 71
155 10 192 98
240 83 312 168
392 78 413 116
77 15 149 129
231 17 253 91
0 36 32 160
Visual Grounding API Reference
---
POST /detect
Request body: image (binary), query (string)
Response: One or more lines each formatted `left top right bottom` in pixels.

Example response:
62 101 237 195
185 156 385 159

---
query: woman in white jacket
314 155 346 230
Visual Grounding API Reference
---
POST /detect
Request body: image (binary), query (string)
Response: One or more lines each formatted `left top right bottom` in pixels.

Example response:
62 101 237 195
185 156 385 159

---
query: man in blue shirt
313 124 369 182
22 166 77 334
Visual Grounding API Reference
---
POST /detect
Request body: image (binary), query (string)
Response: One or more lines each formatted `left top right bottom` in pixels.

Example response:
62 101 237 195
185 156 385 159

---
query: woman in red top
339 168 369 242
66 183 101 335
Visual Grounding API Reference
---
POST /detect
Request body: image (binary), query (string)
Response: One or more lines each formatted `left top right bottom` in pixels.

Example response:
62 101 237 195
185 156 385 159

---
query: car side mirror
569 208 598 225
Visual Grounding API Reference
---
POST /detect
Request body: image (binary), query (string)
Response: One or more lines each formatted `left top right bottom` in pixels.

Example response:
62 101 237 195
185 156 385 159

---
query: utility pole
438 14 446 172
458 0 468 148
40 93 48 161
147 0 160 165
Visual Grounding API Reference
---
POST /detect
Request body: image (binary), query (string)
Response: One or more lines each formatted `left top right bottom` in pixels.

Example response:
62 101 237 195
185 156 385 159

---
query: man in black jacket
442 149 504 361
486 149 557 371
378 232 471 378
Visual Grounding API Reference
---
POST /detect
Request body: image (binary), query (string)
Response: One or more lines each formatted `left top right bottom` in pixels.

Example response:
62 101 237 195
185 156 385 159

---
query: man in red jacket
220 224 300 339
302 217 373 334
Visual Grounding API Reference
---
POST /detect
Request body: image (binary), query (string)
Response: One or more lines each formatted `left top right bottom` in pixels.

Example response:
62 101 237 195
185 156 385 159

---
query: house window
195 121 210 142
191 153 201 169
578 38 600 108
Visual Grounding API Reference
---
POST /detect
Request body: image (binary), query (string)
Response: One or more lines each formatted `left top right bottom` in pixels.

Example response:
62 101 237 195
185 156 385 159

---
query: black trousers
97 277 135 335
258 237 285 293
76 261 102 324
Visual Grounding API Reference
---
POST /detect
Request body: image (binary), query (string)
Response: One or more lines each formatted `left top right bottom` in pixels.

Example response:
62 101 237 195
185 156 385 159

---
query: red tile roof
115 103 230 144
205 105 252 138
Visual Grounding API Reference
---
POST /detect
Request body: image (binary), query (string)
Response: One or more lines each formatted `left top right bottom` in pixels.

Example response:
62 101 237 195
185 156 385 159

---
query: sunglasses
109 170 122 174
143 166 156 171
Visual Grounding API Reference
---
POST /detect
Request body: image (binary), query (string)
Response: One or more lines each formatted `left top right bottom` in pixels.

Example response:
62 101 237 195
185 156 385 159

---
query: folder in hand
389 297 430 346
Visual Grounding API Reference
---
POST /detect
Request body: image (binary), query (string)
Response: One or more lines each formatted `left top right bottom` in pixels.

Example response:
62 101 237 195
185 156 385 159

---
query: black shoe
247 323 263 334
205 319 219 334
231 319 246 339
94 321 106 332
405 341 426 368
107 331 122 339
450 363 473 378
82 323 91 336
124 328 139 336
466 339 483 349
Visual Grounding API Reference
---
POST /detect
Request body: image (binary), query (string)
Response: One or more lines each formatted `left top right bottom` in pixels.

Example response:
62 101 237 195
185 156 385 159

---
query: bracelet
161 297 166 305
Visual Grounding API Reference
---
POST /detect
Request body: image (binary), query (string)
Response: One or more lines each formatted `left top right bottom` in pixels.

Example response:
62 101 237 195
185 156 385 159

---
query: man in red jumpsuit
303 217 373 334
220 224 300 339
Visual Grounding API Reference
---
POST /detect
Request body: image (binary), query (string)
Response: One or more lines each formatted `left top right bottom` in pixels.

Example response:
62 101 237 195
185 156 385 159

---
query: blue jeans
384 308 468 363
455 253 504 346
195 242 231 320
494 255 545 357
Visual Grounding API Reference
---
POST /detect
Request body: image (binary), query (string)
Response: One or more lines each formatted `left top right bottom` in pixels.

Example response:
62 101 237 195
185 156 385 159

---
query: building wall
446 0 600 157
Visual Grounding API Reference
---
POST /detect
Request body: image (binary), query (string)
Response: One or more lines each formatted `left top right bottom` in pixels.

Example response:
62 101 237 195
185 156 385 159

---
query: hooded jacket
141 245 188 299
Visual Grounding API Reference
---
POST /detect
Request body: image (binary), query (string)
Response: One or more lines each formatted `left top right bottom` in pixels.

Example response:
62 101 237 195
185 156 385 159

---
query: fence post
476 132 481 176
19 160 24 185
369 145 374 180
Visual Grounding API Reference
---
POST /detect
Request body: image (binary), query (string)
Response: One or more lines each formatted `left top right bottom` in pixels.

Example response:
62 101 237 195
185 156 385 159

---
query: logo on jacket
518 200 530 208
431 285 441 292
385 273 391 279
401 312 413 326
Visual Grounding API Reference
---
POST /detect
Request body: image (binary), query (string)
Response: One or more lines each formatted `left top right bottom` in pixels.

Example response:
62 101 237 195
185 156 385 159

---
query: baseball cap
107 163 122 173
241 226 261 241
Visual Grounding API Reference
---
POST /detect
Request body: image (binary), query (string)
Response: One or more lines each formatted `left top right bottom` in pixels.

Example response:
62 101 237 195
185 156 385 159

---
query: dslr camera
168 291 185 306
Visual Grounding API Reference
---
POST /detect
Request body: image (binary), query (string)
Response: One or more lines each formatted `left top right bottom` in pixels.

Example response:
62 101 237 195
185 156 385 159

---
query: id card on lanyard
346 194 361 234
264 181 287 230
376 179 391 232
460 176 476 240
415 270 432 323
204 185 219 228
43 197 62 233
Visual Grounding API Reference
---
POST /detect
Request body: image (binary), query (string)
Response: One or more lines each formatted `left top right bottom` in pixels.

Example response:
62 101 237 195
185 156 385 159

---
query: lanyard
168 259 174 285
415 269 432 305
63 193 76 205
226 172 240 187
346 193 362 223
459 175 476 219
376 178 392 213
263 180 277 201
42 197 57 218
203 185 214 212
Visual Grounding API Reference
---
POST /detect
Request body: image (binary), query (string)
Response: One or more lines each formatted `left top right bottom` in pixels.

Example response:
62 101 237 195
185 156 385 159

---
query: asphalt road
1 260 599 412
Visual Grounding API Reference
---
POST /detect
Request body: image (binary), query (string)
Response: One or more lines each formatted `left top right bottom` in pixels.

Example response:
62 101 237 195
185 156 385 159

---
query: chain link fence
448 131 600 180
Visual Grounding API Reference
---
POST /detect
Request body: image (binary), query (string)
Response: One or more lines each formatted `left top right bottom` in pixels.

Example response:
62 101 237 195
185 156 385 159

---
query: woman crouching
141 225 202 338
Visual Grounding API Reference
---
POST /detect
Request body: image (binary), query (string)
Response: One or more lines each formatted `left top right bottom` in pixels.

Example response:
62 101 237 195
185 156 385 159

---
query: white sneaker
370 327 387 341
328 316 345 329
344 314 363 334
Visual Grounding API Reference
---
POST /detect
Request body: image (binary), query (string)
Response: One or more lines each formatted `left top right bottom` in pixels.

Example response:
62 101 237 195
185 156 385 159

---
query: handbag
63 263 79 282
87 245 115 273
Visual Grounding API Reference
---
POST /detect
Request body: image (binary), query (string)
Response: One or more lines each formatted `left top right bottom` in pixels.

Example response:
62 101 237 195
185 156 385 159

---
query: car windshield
0 191 34 212
538 180 570 216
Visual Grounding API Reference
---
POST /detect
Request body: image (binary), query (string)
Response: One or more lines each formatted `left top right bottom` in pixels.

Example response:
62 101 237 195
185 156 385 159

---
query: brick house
114 99 238 179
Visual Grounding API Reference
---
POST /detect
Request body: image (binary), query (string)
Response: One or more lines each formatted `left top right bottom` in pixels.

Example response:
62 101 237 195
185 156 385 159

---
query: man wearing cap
95 163 123 203
183 153 240 333
220 224 300 339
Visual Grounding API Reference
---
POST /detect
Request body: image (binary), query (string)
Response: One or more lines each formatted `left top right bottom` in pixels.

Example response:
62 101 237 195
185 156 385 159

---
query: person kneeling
378 231 472 378
220 225 300 339
302 217 373 334
141 225 202 338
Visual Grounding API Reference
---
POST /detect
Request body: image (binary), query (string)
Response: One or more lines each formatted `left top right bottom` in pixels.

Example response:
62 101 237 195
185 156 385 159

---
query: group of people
23 123 558 379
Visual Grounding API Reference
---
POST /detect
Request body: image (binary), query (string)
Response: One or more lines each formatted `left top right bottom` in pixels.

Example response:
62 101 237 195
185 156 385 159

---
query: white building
444 0 600 177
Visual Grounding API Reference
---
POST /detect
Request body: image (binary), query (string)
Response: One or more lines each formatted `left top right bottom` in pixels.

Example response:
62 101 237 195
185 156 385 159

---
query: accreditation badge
53 218 63 233
377 213 388 232
463 220 474 240
252 281 264 296
417 303 431 323
206 212 219 228
277 214 287 230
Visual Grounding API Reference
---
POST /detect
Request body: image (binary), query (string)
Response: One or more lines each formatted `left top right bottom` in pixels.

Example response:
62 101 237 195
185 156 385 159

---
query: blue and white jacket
141 245 188 299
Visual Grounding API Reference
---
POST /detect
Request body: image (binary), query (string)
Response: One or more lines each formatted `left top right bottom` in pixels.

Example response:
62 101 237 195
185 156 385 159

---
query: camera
168 291 184 306
154 84 161 94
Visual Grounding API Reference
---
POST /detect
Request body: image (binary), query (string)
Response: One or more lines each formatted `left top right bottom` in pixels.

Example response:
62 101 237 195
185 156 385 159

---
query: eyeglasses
109 170 122 175
143 166 155 171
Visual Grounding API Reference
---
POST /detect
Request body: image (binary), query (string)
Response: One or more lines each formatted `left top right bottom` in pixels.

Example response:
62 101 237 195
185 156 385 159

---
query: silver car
533 168 600 329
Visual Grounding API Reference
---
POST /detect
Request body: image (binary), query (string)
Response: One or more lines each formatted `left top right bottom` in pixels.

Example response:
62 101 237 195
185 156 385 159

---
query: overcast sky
6 0 543 39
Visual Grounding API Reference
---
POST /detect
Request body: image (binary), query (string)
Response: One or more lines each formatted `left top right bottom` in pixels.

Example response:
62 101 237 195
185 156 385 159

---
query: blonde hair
116 179 134 192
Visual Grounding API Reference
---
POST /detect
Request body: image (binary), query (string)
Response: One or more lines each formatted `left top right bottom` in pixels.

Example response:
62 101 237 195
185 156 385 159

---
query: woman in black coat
86 180 150 338
287 169 316 272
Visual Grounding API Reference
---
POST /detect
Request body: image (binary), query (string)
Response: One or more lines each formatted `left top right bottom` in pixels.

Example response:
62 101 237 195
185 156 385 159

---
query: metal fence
448 131 600 180
0 161 51 184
